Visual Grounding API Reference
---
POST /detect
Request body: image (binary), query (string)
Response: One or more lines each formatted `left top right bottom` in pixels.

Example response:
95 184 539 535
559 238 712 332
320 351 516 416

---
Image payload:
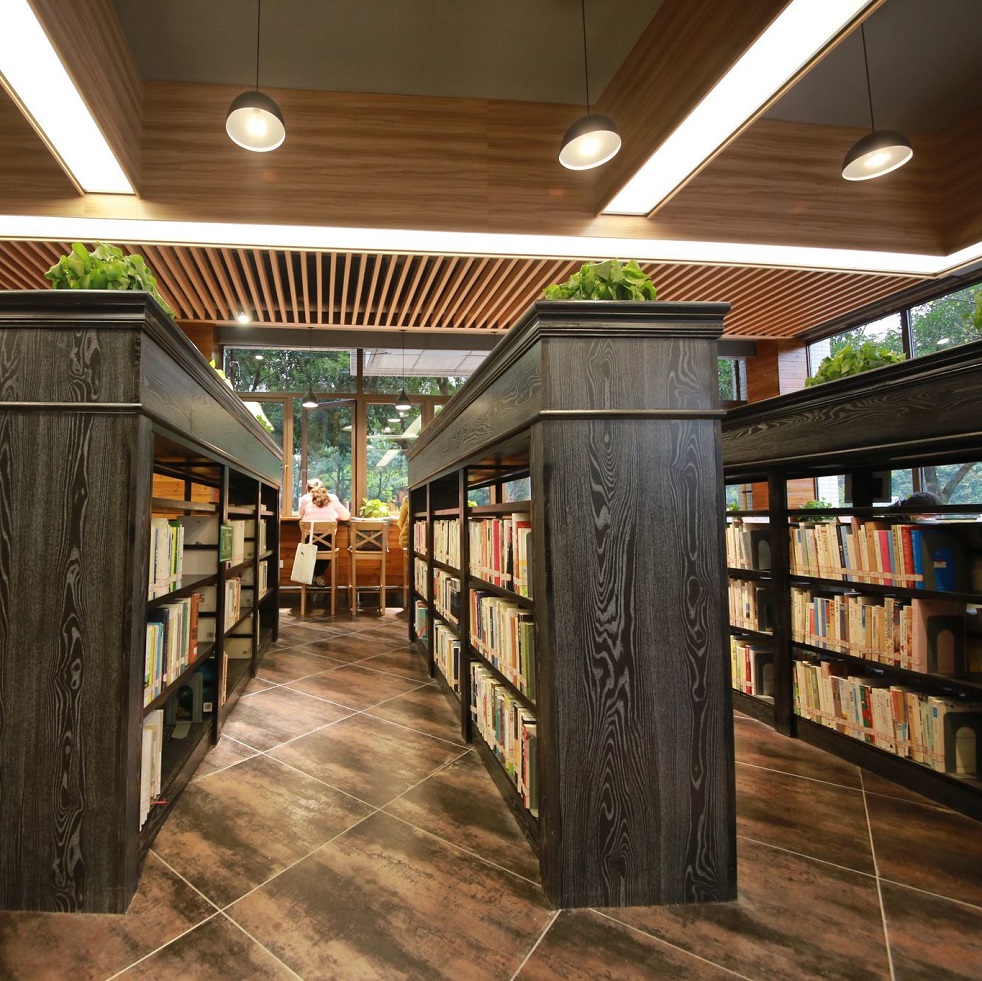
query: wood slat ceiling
0 240 922 340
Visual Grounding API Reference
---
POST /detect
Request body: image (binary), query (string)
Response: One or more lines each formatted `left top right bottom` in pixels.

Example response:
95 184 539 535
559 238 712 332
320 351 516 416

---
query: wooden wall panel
29 0 143 191
940 106 982 254
650 118 943 253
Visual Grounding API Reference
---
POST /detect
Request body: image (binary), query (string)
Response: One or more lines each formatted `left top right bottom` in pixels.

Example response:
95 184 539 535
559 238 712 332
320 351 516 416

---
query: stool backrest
300 520 339 556
349 519 390 554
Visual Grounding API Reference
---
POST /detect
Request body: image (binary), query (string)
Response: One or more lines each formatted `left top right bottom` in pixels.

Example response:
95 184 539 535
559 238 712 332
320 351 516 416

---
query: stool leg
300 583 307 617
380 555 386 615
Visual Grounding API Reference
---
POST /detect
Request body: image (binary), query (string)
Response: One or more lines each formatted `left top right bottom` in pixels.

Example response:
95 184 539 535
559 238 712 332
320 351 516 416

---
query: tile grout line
735 832 881 881
591 909 757 980
861 771 897 981
217 910 306 980
103 909 225 980
735 758 869 793
508 909 560 980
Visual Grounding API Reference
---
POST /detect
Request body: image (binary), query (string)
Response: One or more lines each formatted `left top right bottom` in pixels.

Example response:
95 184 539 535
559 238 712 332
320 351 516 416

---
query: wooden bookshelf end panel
534 416 736 908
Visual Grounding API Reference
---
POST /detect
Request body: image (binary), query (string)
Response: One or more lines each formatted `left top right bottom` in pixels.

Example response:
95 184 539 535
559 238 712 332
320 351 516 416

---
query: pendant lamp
226 0 285 152
395 330 412 413
841 24 911 181
559 0 621 171
302 327 318 408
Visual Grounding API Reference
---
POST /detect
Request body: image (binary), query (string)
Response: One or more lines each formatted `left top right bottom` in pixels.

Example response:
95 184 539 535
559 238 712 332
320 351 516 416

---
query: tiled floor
3 608 982 980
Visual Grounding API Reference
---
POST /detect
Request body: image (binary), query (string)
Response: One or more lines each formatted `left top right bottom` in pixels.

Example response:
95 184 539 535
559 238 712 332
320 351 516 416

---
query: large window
910 284 982 357
807 312 904 377
225 345 481 515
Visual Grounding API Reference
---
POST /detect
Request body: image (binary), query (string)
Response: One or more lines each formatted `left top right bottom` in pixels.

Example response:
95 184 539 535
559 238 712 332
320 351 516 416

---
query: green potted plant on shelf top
543 258 657 301
44 242 176 318
805 341 905 386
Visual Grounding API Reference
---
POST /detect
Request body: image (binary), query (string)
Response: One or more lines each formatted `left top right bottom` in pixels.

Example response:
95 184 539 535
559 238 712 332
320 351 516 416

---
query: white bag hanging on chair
290 542 317 584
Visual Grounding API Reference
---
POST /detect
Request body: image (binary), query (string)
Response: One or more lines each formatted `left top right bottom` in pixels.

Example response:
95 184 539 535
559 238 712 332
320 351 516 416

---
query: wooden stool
347 518 391 614
299 520 339 616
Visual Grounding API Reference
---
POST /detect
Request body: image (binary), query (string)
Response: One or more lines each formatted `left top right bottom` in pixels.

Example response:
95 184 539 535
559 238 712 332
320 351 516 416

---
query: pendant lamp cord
255 0 262 91
860 24 875 131
580 0 591 113
401 329 406 386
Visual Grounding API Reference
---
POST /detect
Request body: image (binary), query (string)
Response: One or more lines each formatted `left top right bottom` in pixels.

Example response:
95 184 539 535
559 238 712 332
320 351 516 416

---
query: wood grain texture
533 416 735 906
723 336 982 473
940 106 982 254
29 0 142 191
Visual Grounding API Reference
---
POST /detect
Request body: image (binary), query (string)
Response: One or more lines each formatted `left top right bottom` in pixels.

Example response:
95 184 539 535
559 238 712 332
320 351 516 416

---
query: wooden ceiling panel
0 240 923 342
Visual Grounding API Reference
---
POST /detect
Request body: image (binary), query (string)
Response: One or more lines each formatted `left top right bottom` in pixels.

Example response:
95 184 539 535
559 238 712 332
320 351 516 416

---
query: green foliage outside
358 498 390 517
44 242 175 318
800 499 837 522
543 259 657 301
805 342 905 386
909 284 982 355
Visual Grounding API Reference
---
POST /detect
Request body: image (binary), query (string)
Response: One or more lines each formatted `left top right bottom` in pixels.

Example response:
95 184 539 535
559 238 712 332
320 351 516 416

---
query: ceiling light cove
0 0 134 195
602 0 874 216
0 214 978 279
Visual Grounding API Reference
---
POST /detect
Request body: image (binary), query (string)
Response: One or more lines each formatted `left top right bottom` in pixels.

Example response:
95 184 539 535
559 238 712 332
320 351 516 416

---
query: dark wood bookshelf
732 690 776 724
723 340 982 821
409 300 736 909
0 291 281 913
471 728 540 854
469 646 536 715
432 557 460 575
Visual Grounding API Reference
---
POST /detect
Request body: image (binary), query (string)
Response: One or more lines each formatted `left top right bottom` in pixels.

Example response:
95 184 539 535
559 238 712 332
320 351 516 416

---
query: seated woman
301 485 351 586
297 478 323 520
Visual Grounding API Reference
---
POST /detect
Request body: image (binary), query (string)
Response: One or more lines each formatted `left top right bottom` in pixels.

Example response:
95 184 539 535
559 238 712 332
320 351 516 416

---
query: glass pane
299 402 353 513
807 313 904 377
362 346 483 395
241 397 283 442
362 402 421 514
920 463 982 506
718 358 738 401
503 477 531 502
910 284 982 356
225 348 354 394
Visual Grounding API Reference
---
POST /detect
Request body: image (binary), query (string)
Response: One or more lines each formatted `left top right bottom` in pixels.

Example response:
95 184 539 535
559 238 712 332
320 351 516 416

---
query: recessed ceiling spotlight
236 311 251 324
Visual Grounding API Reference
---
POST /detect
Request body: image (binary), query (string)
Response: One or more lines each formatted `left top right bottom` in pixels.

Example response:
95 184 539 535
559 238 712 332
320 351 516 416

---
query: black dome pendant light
841 23 911 181
226 0 286 152
558 0 621 171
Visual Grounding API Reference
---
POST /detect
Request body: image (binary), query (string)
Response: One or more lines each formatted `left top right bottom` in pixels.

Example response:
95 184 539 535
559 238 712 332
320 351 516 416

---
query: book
910 526 967 592
910 598 966 673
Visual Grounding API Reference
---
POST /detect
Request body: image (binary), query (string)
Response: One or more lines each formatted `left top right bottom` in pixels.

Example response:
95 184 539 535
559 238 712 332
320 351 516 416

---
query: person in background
297 478 323 520
301 485 351 586
891 490 944 520
396 487 410 549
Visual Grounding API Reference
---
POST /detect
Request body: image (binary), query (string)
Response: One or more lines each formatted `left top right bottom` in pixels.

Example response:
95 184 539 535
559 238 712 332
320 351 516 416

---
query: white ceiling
112 0 662 105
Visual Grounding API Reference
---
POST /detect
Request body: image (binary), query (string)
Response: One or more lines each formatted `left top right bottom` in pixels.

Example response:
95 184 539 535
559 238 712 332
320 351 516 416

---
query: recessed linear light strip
0 214 979 279
0 0 133 195
602 0 874 217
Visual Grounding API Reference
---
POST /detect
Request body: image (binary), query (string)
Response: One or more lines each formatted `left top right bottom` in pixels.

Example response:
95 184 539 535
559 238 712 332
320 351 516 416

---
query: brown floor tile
117 912 296 979
880 880 982 980
0 853 214 981
151 754 373 907
611 836 891 980
734 714 863 788
285 663 428 710
384 749 540 881
293 632 406 664
365 682 467 745
518 909 736 980
861 769 951 807
220 685 354 751
267 622 333 650
192 735 259 780
358 645 431 682
736 761 876 873
226 810 553 979
867 794 982 906
254 647 348 684
269 712 467 806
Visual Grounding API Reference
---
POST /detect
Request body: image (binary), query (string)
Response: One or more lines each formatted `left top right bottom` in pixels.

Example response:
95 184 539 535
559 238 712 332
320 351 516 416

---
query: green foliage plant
359 498 389 518
45 242 176 318
805 341 905 386
543 259 657 301
800 499 836 522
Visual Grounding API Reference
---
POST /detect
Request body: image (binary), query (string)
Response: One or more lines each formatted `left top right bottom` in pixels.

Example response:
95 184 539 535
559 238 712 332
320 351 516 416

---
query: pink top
300 493 351 523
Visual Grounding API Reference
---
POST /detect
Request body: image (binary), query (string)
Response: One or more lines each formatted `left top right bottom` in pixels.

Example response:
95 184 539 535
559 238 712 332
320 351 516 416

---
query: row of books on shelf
725 520 771 572
433 568 462 626
224 577 243 631
728 578 773 633
790 518 981 592
433 518 461 568
790 586 982 674
413 557 429 599
730 637 774 699
150 514 267 599
433 621 462 693
145 593 201 705
468 513 532 598
139 709 164 828
470 591 536 701
794 658 982 776
412 519 427 557
470 662 539 815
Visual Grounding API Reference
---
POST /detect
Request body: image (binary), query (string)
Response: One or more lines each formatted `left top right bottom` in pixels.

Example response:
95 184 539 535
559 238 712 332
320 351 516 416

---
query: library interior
1 1 982 978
